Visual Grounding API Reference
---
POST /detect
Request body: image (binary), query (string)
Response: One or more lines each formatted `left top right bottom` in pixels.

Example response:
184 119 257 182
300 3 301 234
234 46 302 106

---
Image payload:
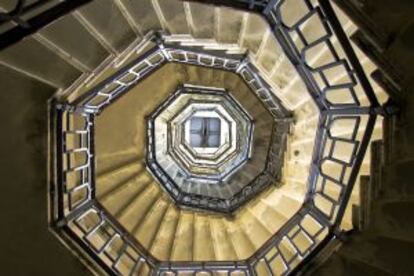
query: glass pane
190 133 203 147
207 134 220 147
190 117 204 132
208 117 221 132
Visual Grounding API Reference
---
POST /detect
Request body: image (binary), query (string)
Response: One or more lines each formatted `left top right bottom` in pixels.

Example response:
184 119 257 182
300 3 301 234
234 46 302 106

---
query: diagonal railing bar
70 32 291 118
183 0 268 13
68 202 158 275
71 45 167 114
318 0 380 108
331 114 376 228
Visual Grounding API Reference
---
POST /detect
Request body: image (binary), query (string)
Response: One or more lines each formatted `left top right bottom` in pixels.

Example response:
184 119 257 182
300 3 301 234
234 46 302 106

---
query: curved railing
50 0 384 275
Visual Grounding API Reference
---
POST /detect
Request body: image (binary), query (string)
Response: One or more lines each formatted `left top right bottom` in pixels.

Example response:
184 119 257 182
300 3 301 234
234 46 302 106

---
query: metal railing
50 0 384 274
145 84 287 213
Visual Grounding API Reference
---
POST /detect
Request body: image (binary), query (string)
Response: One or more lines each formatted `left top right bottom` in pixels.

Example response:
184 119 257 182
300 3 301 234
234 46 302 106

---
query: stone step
355 175 371 231
76 0 138 53
0 37 81 88
238 208 272 250
223 218 256 259
118 184 161 233
155 0 190 35
170 211 194 261
150 204 180 260
193 215 216 261
210 218 238 260
96 163 146 201
383 115 413 165
249 199 288 234
186 2 215 39
134 197 170 248
100 173 152 216
38 13 109 71
241 13 268 56
215 7 244 44
117 0 162 34
370 140 384 198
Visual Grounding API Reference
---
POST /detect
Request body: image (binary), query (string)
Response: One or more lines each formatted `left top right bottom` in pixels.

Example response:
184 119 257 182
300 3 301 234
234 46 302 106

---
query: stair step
170 211 194 261
382 115 402 164
193 215 215 261
155 0 190 34
96 163 144 199
264 194 303 219
215 7 244 44
356 175 371 231
239 209 272 249
95 149 140 176
39 14 109 71
100 173 151 215
76 0 137 53
134 197 170 248
0 38 81 88
117 184 160 231
256 33 283 74
210 218 238 260
118 0 162 34
150 204 180 260
223 218 255 259
186 2 215 39
370 140 384 196
250 200 287 233
241 13 268 56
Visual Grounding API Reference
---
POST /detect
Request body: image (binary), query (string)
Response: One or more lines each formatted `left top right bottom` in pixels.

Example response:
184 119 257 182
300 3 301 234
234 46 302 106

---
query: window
189 117 221 148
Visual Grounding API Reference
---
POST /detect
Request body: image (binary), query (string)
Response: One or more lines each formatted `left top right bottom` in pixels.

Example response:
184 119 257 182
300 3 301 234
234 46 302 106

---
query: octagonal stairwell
0 0 396 274
93 62 295 261
57 1 388 267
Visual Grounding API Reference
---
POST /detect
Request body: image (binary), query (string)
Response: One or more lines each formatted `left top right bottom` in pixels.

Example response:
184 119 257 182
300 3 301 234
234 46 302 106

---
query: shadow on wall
0 65 90 275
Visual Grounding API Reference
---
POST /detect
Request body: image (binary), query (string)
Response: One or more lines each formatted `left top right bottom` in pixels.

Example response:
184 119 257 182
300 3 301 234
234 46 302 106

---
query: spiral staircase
1 0 412 275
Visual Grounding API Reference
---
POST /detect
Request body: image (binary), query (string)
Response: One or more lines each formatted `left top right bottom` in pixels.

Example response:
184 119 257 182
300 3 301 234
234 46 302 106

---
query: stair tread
187 2 215 39
223 218 255 259
170 211 194 261
150 205 180 260
193 215 216 261
156 0 190 34
77 0 137 52
210 218 238 260
0 37 81 88
39 14 108 70
134 197 170 248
